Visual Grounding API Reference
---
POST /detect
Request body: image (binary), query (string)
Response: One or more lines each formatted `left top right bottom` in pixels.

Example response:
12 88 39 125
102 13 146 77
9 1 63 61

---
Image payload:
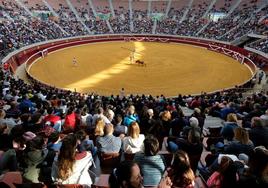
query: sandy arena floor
28 41 252 96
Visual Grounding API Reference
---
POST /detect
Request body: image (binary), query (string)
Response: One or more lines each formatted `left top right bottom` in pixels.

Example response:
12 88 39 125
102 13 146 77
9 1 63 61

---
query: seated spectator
0 124 9 151
92 107 110 126
221 113 239 141
209 102 222 117
51 134 93 185
242 103 263 128
109 161 143 188
167 150 195 188
0 109 17 131
47 132 62 153
134 135 165 186
26 113 44 133
5 101 21 119
96 124 122 153
140 108 157 135
189 96 201 109
75 130 96 156
158 110 172 138
207 156 239 188
94 118 105 139
220 102 236 120
105 109 115 123
114 114 127 137
224 127 254 156
22 135 49 183
80 106 92 127
0 135 26 173
168 128 203 171
123 105 140 127
191 108 206 130
260 109 268 126
238 146 268 188
170 108 187 137
123 121 145 154
44 107 61 132
63 106 77 133
44 107 61 126
19 95 35 114
181 117 201 138
249 117 268 148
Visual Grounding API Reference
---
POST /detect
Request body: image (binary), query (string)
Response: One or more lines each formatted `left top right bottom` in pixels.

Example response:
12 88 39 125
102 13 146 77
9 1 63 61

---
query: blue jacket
123 114 140 126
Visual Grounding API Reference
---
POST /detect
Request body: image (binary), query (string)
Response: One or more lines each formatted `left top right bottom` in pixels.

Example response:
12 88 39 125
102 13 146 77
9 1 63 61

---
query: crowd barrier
2 34 260 96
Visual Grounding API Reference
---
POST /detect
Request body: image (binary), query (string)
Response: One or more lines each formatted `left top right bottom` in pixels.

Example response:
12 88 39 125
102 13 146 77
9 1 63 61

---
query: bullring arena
27 36 253 96
1 0 268 187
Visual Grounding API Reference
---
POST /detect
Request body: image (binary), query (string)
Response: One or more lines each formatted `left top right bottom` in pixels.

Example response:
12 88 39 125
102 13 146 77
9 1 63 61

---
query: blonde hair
227 113 238 123
128 121 140 139
95 118 105 136
161 110 171 121
234 127 250 145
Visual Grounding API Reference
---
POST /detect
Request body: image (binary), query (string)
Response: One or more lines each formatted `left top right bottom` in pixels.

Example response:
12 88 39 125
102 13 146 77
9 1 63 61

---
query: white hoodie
123 134 145 154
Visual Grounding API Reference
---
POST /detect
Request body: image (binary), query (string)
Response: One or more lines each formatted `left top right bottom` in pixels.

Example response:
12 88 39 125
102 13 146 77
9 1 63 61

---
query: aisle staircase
129 0 134 32
202 0 218 19
180 0 194 23
65 0 92 34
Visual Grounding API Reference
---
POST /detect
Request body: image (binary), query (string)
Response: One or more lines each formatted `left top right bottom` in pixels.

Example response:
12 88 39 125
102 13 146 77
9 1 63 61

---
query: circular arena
29 40 252 96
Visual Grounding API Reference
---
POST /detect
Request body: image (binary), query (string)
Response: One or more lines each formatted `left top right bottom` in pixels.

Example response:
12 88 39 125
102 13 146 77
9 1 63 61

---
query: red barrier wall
3 35 259 95
5 35 257 72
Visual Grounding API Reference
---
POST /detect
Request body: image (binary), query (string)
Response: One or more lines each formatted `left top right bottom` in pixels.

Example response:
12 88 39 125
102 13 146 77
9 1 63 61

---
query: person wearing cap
181 117 201 138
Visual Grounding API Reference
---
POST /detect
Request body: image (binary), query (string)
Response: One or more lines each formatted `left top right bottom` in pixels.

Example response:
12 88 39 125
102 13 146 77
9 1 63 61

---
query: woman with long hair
94 117 105 137
207 156 239 188
168 150 195 188
51 134 93 185
123 121 145 154
224 127 254 156
221 113 239 141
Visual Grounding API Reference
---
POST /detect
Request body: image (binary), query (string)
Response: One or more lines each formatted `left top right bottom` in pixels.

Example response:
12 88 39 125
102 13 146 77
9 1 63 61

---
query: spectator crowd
0 0 268 59
0 0 268 187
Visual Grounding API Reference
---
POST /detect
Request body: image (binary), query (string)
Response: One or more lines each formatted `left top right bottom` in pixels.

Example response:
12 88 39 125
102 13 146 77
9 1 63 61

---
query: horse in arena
135 60 146 66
